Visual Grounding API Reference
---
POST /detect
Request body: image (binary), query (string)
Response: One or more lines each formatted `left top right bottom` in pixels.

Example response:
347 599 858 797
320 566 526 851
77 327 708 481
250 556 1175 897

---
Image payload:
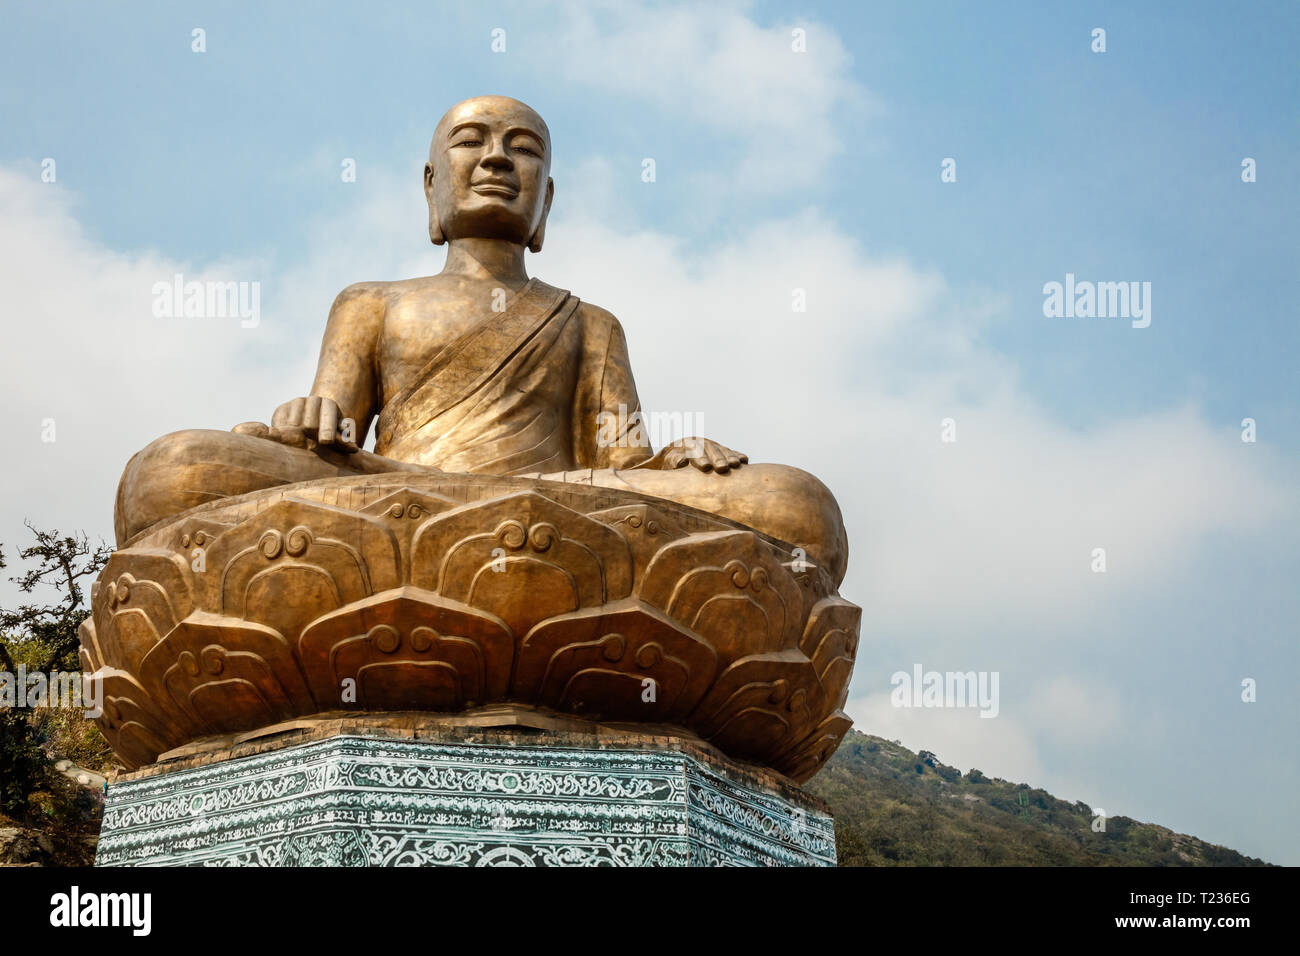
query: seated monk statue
115 95 848 586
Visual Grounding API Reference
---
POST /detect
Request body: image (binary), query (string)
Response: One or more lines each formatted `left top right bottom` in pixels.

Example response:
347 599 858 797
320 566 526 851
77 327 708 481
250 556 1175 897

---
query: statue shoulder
576 300 627 342
329 280 400 313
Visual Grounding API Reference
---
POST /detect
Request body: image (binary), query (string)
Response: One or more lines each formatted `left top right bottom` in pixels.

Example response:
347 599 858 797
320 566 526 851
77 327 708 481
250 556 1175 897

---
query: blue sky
2 0 1297 864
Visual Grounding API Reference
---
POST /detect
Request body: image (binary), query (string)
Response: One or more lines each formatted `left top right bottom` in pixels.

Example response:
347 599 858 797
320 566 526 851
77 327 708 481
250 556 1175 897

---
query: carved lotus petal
84 474 859 781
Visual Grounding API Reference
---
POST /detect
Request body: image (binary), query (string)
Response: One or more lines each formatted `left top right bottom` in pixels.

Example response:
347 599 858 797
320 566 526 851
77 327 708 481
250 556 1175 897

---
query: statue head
425 95 554 253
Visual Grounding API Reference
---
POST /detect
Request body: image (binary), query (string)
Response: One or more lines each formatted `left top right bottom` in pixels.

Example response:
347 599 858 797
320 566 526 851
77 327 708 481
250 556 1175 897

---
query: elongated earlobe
528 178 554 253
425 162 444 245
429 204 445 245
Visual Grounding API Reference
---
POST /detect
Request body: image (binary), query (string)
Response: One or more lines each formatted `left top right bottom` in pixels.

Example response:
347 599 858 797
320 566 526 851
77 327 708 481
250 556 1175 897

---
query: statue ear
528 178 554 253
425 162 445 245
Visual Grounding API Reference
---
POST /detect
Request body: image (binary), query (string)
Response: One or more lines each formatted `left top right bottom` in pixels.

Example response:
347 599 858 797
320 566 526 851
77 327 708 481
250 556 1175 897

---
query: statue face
426 96 553 249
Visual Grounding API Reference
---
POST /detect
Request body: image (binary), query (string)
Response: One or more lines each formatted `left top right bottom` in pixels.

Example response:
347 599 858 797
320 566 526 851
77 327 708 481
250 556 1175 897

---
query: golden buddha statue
84 96 859 782
114 96 847 585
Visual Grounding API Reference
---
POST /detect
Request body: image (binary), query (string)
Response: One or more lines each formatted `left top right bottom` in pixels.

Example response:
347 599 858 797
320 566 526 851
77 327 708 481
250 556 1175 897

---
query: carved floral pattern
95 736 836 867
82 475 859 781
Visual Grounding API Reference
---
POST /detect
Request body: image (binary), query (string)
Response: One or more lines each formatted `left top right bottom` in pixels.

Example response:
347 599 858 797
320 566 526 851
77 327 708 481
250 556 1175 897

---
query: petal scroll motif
92 669 178 771
410 491 633 637
162 515 237 568
357 488 458 580
773 711 855 784
799 596 861 711
515 600 718 722
79 618 181 769
586 503 688 589
138 612 314 735
687 649 828 771
204 498 402 642
640 530 804 662
92 549 195 676
297 587 513 711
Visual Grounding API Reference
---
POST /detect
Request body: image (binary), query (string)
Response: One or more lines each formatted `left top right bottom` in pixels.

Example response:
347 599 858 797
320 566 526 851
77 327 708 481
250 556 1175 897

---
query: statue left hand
232 396 360 453
643 437 748 474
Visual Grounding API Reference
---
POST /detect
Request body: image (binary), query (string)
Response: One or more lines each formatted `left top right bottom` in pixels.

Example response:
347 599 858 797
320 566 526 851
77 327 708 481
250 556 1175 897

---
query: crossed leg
532 465 848 587
115 430 848 587
113 429 425 547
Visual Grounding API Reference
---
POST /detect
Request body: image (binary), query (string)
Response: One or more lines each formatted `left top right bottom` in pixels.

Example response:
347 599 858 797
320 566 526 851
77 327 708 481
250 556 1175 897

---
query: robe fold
374 277 649 474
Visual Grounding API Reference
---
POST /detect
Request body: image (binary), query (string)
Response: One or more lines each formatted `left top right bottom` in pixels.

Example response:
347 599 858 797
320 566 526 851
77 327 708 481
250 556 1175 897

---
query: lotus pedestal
83 473 859 866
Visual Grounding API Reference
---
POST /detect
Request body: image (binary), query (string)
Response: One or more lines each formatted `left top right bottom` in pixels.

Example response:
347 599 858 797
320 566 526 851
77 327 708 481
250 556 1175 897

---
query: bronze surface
86 96 859 781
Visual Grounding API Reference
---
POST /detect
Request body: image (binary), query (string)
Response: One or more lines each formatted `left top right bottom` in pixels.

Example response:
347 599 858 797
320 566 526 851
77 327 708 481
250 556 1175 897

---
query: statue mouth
472 182 519 198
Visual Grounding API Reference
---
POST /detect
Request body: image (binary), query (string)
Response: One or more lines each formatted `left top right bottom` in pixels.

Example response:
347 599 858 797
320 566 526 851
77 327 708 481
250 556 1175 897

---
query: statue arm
307 283 387 445
576 305 748 474
575 308 654 469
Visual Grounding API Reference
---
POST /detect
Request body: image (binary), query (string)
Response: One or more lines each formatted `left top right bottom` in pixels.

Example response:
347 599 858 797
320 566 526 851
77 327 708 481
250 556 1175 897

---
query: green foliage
0 708 50 817
0 524 110 864
806 729 1272 867
0 522 111 671
29 706 111 771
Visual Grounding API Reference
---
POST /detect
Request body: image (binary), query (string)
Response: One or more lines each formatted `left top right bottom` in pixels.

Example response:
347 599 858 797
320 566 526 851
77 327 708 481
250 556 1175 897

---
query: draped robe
374 278 649 475
113 276 848 582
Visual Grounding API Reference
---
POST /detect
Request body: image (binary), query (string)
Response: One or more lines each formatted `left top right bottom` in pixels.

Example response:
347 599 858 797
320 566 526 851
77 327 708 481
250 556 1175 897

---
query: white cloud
0 167 283 555
536 200 1298 650
1025 676 1123 748
547 0 877 197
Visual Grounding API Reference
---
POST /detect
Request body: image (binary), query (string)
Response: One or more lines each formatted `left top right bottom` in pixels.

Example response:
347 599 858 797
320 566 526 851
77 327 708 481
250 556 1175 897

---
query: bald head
424 96 554 251
431 96 551 162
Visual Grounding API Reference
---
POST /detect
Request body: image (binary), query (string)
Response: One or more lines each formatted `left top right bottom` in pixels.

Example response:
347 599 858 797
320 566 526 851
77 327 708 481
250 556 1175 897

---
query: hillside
806 729 1271 866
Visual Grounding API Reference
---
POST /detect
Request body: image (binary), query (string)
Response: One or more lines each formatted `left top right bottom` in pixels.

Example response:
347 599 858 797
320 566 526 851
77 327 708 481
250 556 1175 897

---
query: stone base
95 712 836 867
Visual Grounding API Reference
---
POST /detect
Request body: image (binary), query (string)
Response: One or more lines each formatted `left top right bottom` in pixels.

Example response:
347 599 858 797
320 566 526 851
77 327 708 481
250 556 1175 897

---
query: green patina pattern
96 735 836 867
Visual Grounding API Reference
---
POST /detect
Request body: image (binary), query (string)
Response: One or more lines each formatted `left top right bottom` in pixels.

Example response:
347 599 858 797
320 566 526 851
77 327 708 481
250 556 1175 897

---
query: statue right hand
232 396 359 452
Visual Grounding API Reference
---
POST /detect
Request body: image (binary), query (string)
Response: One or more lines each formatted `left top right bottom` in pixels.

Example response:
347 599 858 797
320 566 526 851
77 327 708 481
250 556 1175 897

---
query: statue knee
114 430 231 545
590 461 850 586
760 465 849 587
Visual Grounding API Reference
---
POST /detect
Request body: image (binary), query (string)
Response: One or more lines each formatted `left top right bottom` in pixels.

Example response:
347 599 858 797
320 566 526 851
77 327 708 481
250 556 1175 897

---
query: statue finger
232 421 269 438
704 443 729 473
283 397 306 428
269 425 308 448
272 399 304 428
302 396 322 432
317 401 338 443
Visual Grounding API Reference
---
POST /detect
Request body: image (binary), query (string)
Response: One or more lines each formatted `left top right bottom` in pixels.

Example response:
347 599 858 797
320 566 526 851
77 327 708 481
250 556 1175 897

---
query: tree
0 708 50 818
0 522 110 672
0 547 9 673
0 524 111 830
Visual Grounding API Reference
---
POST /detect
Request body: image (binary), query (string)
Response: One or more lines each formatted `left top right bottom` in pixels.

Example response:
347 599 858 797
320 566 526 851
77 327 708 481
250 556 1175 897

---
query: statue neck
440 238 530 288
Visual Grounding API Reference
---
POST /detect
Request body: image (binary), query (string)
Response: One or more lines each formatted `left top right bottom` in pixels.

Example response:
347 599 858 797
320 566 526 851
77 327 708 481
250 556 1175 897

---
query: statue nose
481 146 513 170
